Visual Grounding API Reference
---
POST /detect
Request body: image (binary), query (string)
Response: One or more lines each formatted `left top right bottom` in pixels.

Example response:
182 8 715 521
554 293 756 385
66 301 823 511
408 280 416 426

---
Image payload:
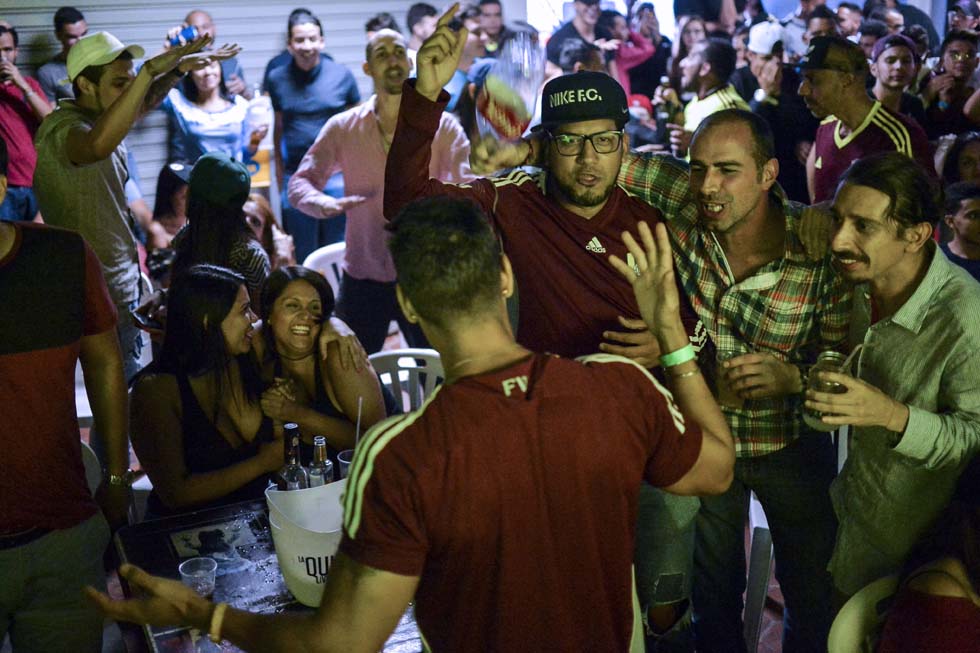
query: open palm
609 221 681 337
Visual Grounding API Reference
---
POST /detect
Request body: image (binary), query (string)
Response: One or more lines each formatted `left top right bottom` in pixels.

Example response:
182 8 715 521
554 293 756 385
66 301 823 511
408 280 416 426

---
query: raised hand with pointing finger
415 4 469 102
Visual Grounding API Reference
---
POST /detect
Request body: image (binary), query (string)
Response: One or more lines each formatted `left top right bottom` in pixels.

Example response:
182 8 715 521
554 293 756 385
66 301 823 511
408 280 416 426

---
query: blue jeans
281 172 347 263
692 434 837 653
0 186 39 222
0 512 110 652
635 486 699 652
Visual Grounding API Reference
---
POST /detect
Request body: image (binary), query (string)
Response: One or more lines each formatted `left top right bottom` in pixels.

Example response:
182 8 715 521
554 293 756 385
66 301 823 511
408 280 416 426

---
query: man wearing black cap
869 33 926 129
385 7 714 649
797 35 931 202
949 0 980 33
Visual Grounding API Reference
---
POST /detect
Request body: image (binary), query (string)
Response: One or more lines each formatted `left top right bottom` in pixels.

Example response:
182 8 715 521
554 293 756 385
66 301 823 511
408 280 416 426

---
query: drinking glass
178 557 217 598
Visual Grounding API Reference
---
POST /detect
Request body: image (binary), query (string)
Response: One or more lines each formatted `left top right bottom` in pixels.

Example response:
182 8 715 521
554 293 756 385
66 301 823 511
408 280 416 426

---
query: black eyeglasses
548 130 624 156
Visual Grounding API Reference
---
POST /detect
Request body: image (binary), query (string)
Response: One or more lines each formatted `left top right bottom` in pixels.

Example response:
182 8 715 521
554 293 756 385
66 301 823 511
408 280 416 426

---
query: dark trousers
335 272 428 355
693 434 838 653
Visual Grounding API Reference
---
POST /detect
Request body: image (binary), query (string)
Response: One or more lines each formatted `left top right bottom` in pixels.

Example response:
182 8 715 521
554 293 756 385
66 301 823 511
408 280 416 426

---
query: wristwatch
106 469 136 487
753 88 779 106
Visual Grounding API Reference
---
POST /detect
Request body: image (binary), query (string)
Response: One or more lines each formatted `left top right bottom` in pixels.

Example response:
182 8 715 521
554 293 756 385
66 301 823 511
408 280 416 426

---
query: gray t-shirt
36 59 73 103
33 100 140 305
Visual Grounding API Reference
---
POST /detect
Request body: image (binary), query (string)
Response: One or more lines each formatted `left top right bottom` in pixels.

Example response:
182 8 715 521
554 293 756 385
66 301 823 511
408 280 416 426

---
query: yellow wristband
208 602 228 643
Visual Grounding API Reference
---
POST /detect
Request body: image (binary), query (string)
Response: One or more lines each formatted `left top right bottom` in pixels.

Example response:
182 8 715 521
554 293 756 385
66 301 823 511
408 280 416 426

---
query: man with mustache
806 152 980 600
384 8 711 650
287 28 471 354
797 36 931 203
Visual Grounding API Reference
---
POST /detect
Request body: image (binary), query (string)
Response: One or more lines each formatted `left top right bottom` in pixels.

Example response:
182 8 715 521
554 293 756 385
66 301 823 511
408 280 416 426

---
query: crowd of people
3 1 980 652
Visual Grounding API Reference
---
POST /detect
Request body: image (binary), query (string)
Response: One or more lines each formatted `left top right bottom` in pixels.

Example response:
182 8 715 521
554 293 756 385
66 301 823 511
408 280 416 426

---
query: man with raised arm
89 196 734 653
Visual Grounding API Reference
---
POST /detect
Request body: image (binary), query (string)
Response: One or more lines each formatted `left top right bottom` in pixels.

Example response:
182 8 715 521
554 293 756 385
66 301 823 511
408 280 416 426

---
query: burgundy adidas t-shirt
0 223 117 532
811 101 933 203
339 353 703 652
385 81 705 360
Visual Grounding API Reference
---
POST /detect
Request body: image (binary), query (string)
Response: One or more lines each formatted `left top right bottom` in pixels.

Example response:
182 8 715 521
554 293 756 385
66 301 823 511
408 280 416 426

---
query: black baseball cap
534 71 629 131
797 36 867 74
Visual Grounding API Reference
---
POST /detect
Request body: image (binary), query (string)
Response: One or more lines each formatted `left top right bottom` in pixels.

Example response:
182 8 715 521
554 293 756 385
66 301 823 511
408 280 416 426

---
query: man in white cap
730 19 818 202
33 32 238 387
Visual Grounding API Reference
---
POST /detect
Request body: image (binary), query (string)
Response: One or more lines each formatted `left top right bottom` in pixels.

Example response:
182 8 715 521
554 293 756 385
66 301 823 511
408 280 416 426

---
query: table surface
114 499 422 652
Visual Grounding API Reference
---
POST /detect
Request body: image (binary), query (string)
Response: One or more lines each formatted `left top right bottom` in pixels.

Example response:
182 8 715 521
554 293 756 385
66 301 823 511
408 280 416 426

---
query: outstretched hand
143 35 213 77
86 563 211 630
415 3 469 101
177 43 243 75
608 221 683 340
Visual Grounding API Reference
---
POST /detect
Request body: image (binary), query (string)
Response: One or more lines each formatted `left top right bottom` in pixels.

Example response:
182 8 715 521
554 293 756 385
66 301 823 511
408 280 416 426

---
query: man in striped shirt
798 36 932 203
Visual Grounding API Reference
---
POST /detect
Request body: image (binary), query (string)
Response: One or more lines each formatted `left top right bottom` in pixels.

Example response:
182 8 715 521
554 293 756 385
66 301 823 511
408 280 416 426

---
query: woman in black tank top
131 266 284 517
254 267 389 462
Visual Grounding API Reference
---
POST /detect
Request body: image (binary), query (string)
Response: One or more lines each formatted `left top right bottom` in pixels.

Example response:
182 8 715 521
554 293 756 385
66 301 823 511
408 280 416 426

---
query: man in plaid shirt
618 110 850 652
479 108 849 647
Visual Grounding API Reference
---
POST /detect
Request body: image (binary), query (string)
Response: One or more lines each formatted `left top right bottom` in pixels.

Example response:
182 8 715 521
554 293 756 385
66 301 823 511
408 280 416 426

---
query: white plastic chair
827 575 899 653
302 242 345 297
368 348 444 413
743 492 774 652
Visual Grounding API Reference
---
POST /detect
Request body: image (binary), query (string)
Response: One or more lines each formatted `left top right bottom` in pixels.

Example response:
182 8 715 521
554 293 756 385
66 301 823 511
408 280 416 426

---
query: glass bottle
276 423 309 490
308 436 334 487
803 351 848 432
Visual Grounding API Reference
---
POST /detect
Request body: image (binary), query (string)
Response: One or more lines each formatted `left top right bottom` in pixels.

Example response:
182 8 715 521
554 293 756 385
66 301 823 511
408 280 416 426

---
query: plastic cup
178 557 217 598
337 450 355 479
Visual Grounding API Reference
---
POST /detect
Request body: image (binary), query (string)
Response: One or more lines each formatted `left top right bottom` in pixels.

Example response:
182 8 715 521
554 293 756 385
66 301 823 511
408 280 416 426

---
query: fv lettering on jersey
502 375 529 396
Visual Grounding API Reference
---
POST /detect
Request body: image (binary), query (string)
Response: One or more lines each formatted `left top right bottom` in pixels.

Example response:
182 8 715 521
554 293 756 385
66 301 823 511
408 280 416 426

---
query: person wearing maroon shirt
384 7 712 649
0 24 51 222
0 137 130 652
89 192 735 653
798 36 933 203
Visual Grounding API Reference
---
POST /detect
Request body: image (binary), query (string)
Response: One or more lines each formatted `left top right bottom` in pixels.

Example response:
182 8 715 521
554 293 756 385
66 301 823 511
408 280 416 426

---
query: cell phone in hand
131 308 163 332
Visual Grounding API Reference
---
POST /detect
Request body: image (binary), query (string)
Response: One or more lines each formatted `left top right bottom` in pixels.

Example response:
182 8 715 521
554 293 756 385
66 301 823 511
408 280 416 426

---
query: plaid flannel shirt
619 153 852 457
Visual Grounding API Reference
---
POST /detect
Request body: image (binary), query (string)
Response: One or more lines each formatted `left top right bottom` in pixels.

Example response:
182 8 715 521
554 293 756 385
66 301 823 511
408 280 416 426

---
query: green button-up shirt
829 243 980 595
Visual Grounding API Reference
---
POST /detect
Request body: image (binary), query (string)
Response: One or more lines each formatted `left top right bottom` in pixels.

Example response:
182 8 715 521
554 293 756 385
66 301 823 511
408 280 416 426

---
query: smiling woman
254 266 388 464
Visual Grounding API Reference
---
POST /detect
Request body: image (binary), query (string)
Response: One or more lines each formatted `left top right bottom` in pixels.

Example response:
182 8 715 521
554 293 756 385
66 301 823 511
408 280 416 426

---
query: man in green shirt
806 152 980 598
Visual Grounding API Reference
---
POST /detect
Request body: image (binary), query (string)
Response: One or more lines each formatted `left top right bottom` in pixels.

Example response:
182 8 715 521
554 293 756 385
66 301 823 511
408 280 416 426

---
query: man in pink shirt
288 28 472 353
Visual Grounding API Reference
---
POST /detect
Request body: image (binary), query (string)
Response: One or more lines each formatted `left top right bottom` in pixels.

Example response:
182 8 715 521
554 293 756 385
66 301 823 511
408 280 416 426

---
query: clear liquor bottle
308 436 334 487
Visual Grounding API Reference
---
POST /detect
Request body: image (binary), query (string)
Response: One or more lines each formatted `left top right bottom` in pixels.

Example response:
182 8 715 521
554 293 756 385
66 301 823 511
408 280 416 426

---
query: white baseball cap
748 20 785 56
67 31 145 82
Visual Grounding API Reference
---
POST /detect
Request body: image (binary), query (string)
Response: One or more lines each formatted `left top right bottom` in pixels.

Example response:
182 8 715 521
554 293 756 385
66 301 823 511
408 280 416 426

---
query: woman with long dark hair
130 265 281 517
171 152 270 309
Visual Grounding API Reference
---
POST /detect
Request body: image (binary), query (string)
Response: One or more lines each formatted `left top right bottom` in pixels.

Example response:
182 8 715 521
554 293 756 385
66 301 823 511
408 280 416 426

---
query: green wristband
660 344 696 368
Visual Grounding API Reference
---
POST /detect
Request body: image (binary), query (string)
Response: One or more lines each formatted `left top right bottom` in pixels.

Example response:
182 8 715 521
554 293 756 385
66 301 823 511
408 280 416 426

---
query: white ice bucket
265 479 346 607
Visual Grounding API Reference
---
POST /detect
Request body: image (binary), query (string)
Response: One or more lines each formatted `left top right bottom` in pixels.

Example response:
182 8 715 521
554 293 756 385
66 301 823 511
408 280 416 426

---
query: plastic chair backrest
827 575 900 653
368 348 444 413
80 440 101 495
302 242 345 297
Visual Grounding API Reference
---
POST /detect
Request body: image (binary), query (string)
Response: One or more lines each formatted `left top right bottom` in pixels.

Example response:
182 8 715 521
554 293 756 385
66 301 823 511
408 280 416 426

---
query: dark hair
941 30 979 59
365 12 401 34
458 3 483 24
171 194 255 281
388 197 502 329
701 37 738 84
478 0 501 7
54 6 85 32
259 265 336 358
838 1 861 13
597 9 625 36
0 137 8 178
0 25 18 47
407 3 438 32
862 0 886 18
180 61 230 103
943 131 980 184
945 182 980 214
858 18 888 39
156 264 263 404
72 50 133 98
153 162 190 220
902 25 929 58
557 38 603 73
808 5 840 27
288 11 322 38
693 109 775 171
634 2 656 18
836 152 941 229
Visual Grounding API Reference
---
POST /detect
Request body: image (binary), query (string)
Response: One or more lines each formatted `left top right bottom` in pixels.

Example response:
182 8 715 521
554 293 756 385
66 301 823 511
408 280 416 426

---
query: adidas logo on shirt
585 237 606 253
